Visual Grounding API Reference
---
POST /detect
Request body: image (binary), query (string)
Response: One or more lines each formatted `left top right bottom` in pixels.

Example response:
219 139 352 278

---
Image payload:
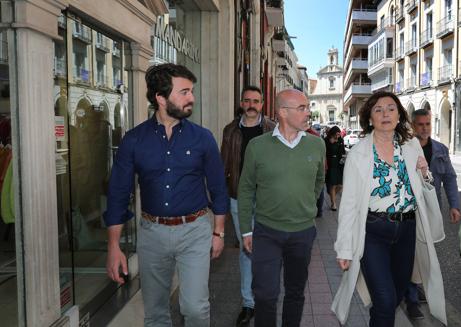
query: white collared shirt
272 123 306 148
239 113 262 127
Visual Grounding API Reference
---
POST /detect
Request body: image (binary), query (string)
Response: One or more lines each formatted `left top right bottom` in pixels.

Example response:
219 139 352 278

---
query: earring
369 120 373 126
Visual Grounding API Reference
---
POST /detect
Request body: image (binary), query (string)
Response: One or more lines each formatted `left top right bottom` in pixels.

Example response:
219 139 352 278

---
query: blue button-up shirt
103 117 229 226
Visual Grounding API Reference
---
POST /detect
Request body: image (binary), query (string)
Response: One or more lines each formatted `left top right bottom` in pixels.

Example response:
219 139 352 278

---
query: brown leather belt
141 208 208 226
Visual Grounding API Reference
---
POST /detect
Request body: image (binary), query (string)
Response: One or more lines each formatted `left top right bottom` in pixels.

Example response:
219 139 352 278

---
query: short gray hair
411 109 431 122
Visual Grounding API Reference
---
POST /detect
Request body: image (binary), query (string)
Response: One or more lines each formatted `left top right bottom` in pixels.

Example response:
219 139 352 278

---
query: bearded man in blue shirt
104 63 229 327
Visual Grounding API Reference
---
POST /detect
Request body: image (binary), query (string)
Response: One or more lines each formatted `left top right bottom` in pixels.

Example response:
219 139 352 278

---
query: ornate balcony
436 16 454 38
438 65 452 84
420 28 433 48
407 0 417 13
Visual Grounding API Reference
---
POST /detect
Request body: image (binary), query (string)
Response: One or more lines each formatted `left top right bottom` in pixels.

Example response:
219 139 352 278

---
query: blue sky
284 1 349 78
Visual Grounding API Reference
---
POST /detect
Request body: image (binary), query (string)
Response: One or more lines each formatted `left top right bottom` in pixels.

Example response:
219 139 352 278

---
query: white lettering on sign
154 16 201 63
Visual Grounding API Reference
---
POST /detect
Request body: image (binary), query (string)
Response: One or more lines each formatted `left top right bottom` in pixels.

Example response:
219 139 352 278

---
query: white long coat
331 132 447 325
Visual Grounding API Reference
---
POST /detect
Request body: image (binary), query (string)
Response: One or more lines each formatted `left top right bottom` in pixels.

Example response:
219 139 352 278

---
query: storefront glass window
55 14 136 321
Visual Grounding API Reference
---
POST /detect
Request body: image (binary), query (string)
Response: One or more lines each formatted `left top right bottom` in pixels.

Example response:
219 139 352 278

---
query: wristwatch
213 231 225 239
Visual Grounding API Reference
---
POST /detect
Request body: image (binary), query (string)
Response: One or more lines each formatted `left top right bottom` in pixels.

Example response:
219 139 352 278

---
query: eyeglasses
281 105 310 113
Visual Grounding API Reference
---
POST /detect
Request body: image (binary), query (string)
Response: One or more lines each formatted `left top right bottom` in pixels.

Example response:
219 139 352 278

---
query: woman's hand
337 259 351 271
416 156 429 178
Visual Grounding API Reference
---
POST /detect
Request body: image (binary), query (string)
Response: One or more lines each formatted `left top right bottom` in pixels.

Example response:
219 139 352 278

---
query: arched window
329 76 335 89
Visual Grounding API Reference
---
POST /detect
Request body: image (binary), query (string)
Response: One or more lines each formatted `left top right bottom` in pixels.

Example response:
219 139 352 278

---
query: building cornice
310 93 343 99
8 0 68 39
142 0 169 16
116 0 157 26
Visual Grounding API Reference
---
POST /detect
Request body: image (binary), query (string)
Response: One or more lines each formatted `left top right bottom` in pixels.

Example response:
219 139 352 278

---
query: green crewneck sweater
238 132 325 234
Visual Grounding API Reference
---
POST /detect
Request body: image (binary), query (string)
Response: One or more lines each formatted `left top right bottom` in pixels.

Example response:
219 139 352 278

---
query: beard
166 100 193 119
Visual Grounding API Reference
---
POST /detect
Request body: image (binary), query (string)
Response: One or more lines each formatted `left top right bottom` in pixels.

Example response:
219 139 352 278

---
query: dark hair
145 63 197 110
326 125 341 139
359 91 412 144
411 108 431 121
241 85 263 100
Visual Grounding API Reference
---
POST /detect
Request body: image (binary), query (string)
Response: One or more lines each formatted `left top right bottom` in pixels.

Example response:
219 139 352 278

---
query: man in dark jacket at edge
221 85 275 326
404 108 461 320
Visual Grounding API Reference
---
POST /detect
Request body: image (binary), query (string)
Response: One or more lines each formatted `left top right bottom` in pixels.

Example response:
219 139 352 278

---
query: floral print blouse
369 139 417 213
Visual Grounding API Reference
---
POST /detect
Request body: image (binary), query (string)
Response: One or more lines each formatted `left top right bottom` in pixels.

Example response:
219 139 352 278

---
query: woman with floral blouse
331 92 447 327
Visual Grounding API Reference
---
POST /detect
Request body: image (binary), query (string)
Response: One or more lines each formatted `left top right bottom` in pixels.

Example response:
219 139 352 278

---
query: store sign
154 16 200 63
55 116 65 141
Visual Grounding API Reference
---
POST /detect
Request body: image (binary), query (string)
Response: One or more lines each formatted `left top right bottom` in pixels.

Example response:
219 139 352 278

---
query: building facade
369 0 461 153
309 48 344 124
344 0 377 128
0 0 236 326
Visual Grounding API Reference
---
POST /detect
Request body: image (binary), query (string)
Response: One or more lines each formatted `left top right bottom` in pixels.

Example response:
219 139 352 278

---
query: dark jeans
404 282 419 304
360 213 416 327
252 222 316 327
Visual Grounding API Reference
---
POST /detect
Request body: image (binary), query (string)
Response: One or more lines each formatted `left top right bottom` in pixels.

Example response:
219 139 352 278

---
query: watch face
214 232 225 238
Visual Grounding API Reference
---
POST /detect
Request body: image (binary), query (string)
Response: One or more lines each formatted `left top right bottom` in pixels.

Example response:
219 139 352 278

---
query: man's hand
211 236 224 259
450 208 461 224
106 244 128 284
337 259 350 271
243 235 253 253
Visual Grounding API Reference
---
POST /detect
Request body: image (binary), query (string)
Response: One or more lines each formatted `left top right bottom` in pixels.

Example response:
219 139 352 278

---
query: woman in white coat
331 92 446 326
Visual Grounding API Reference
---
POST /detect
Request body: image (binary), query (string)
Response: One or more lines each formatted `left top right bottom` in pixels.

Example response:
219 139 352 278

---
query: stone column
125 42 153 126
6 0 68 325
200 0 235 144
250 0 261 86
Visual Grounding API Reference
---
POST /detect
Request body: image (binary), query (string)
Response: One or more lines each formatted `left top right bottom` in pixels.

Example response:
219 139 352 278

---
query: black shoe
407 303 424 320
417 285 427 303
236 307 254 326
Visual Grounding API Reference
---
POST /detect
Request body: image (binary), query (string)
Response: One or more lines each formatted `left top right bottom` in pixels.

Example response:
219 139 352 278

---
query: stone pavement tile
319 249 337 257
302 301 313 314
325 267 343 277
313 314 340 327
317 240 335 251
348 302 364 316
312 302 334 315
343 315 368 327
310 259 325 268
300 314 315 326
210 312 239 327
308 282 331 293
310 256 323 264
311 245 321 255
310 292 333 304
308 272 329 284
325 274 341 285
322 257 340 268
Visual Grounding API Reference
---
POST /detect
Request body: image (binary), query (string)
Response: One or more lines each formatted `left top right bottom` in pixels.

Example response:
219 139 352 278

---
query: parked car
344 129 362 148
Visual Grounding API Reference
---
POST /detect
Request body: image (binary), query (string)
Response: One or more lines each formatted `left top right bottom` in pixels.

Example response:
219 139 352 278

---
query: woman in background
324 125 345 210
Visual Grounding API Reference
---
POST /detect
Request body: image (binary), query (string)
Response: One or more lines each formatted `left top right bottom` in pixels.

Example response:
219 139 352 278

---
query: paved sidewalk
108 205 417 327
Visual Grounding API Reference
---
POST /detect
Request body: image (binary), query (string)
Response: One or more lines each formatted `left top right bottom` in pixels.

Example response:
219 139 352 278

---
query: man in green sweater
238 89 325 327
